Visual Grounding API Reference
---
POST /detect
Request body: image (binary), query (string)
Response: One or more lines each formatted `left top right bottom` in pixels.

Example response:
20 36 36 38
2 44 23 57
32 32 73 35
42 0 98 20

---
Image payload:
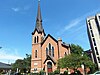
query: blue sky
0 0 100 64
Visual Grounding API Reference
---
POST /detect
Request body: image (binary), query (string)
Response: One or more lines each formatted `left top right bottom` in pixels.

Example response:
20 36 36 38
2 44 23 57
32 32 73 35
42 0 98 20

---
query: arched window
46 43 55 57
49 43 51 56
49 43 51 50
49 49 51 56
46 47 48 56
34 36 39 43
34 37 36 43
37 36 39 43
52 47 54 57
35 50 37 58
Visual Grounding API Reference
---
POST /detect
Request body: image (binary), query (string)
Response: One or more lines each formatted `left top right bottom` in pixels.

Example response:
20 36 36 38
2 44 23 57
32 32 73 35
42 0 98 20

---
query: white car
89 71 100 75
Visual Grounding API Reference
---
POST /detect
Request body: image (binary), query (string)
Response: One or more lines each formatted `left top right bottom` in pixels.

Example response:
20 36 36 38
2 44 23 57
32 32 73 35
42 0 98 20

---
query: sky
0 0 100 64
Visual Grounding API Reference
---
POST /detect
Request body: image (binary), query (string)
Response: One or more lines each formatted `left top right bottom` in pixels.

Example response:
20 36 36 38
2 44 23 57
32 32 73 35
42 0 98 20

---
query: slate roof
0 62 11 69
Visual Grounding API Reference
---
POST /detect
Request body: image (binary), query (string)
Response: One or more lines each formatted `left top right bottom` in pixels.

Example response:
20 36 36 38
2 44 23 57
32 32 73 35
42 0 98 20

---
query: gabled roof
41 34 58 46
43 55 56 65
0 62 11 69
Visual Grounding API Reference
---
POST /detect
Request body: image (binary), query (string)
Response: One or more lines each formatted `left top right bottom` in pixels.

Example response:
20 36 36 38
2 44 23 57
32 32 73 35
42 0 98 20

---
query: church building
31 1 70 73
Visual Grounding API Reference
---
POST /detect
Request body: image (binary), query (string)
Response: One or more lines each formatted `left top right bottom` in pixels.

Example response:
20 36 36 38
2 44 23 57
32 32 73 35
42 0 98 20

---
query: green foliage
70 44 83 55
24 54 31 71
12 59 24 70
48 72 54 75
88 64 97 74
63 70 68 75
58 44 95 73
58 53 95 70
54 69 60 74
58 54 82 69
39 70 46 75
29 72 46 75
12 54 31 73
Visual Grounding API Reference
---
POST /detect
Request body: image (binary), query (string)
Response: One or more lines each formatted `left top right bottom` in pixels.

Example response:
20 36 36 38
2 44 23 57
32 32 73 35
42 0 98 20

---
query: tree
58 44 95 74
70 44 83 55
12 59 25 72
12 54 31 73
58 54 95 74
23 54 31 73
58 54 81 69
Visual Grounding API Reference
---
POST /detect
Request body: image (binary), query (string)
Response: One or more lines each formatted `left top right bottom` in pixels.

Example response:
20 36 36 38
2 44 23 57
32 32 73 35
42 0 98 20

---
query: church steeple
32 0 45 35
36 0 42 24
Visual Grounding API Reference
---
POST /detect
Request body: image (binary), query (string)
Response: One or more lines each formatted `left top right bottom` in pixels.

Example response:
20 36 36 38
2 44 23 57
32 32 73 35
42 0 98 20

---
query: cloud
57 8 100 35
12 8 20 12
0 48 23 63
11 5 31 13
65 19 81 31
68 25 85 36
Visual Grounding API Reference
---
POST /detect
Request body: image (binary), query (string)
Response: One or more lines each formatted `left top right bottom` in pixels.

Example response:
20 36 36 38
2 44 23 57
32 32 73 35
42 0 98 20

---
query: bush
39 70 46 75
48 72 54 75
54 70 60 74
31 73 39 75
63 70 68 75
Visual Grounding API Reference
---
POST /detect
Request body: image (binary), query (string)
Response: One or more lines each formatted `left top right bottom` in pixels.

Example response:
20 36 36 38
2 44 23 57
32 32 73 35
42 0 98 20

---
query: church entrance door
47 62 52 73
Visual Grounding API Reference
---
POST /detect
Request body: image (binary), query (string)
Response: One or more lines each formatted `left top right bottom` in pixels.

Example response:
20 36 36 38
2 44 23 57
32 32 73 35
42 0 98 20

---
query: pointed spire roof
36 0 42 22
32 0 45 35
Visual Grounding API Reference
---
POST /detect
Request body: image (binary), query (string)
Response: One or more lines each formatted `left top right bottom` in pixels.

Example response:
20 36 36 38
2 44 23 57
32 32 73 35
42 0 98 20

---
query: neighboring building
86 13 100 70
31 1 70 74
0 62 11 73
0 62 11 69
84 49 94 62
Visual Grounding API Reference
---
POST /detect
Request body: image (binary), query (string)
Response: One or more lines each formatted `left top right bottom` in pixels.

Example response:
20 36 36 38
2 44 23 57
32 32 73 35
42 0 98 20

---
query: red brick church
31 1 70 74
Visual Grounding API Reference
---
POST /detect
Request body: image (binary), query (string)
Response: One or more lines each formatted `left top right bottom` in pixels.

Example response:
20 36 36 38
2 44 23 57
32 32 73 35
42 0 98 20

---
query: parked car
89 71 100 75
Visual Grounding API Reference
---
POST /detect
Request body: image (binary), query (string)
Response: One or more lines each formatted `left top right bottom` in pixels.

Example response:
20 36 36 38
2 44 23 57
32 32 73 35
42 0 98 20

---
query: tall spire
36 0 42 22
32 0 45 36
35 0 44 33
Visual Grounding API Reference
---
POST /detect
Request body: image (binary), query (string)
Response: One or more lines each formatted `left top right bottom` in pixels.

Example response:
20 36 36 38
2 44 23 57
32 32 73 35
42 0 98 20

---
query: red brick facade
31 1 70 74
31 32 70 73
